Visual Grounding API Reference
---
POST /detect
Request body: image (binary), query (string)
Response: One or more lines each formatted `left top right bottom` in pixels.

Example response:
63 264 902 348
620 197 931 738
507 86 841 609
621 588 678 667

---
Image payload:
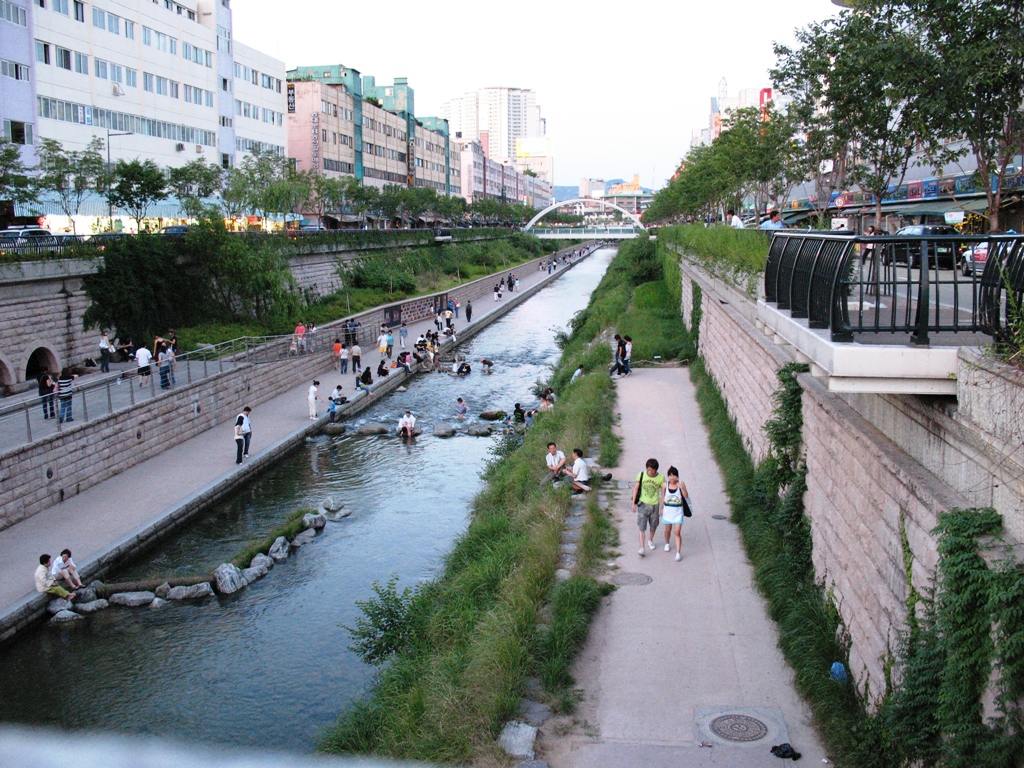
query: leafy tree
378 184 407 226
35 137 106 233
82 234 197 343
167 160 222 220
264 168 312 221
433 192 465 223
219 167 250 220
774 12 930 227
305 174 347 223
106 158 168 231
0 138 35 208
236 148 289 220
346 179 380 225
401 186 436 224
882 0 1024 231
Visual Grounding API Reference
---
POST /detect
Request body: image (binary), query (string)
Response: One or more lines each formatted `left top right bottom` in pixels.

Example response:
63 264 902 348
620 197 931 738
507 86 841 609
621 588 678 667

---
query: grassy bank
176 235 561 350
660 224 768 297
319 236 692 764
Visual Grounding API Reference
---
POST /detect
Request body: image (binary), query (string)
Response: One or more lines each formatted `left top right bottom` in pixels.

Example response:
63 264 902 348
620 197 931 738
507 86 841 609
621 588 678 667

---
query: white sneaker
647 540 656 550
675 552 682 562
664 543 671 552
638 547 645 557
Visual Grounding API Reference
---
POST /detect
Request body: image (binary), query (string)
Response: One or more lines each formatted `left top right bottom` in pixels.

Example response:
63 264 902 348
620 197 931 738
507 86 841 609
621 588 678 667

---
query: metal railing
0 333 333 452
764 231 1024 344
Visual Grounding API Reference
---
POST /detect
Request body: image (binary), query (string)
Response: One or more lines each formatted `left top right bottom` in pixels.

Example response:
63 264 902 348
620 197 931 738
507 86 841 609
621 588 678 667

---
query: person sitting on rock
398 411 416 438
50 548 85 590
564 448 592 494
35 554 76 600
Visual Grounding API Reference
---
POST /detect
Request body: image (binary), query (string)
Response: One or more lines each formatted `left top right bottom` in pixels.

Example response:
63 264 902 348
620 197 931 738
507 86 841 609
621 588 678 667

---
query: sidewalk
543 367 826 767
0 247 594 634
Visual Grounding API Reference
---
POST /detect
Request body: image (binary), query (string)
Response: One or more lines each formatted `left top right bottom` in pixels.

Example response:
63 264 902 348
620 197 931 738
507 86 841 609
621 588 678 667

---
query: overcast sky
234 1 837 190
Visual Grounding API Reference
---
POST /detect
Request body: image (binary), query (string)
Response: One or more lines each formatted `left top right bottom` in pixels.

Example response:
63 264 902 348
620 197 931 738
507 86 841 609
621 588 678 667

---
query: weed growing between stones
229 508 311 569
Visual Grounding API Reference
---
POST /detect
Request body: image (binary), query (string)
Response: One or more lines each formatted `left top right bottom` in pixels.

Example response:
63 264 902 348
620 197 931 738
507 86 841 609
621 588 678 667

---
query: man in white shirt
570 365 585 383
99 330 114 373
35 554 76 599
234 406 252 463
135 345 154 387
398 411 416 438
50 548 85 590
728 209 744 229
546 442 566 480
564 448 592 493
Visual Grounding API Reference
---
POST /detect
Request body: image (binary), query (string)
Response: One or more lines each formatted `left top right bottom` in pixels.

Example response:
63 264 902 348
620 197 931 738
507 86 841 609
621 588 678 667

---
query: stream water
0 248 613 752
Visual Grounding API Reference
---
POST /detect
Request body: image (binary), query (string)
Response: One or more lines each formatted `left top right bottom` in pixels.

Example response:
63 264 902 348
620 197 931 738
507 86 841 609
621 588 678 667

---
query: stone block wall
686 263 789 463
800 374 969 699
0 347 336 530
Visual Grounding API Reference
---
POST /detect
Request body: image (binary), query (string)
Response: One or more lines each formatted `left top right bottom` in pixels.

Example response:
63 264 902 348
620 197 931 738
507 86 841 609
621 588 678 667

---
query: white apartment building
24 0 284 173
442 86 545 163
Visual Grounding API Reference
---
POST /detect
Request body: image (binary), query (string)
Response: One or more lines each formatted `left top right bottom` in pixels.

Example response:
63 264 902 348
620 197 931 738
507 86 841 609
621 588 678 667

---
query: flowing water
0 249 613 752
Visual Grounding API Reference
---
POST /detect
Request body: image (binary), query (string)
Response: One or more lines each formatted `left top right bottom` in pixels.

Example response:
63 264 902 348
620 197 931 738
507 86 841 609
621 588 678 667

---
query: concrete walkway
0 248 592 633
542 367 827 767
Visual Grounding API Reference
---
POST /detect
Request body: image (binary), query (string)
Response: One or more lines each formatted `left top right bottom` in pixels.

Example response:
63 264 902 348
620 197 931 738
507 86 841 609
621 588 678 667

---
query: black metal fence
764 232 1024 345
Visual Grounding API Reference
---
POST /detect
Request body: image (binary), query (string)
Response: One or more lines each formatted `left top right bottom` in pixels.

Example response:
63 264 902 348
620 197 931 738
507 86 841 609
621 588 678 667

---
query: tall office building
441 86 545 163
3 0 286 172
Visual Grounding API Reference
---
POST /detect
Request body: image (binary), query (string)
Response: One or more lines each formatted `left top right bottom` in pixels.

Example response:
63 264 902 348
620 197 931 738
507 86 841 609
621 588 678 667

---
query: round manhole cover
610 572 653 586
710 714 768 742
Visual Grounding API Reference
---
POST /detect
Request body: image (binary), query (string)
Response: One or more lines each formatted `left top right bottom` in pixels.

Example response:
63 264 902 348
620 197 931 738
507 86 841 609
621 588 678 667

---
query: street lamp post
106 128 133 229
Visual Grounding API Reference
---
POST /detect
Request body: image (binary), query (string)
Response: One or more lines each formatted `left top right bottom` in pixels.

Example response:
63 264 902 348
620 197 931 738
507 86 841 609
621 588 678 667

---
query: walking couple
632 458 692 561
609 334 632 377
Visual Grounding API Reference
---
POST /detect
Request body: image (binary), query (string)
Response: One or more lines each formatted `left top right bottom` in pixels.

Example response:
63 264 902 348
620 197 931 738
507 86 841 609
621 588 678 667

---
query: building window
52 0 67 14
221 77 229 91
155 76 168 95
204 51 212 67
124 19 134 38
205 91 212 107
93 58 106 79
55 46 71 69
125 68 136 87
322 128 327 142
110 63 122 83
143 72 153 91
169 81 178 98
221 153 231 169
142 26 151 45
2 119 33 144
106 12 119 33
169 38 176 55
72 0 82 20
33 0 42 6
91 7 102 27
1 59 30 80
219 115 231 127
216 25 230 53
1 0 28 26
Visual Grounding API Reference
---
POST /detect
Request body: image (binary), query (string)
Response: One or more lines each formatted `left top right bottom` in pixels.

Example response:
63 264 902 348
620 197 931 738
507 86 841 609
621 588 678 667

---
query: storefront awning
877 198 988 216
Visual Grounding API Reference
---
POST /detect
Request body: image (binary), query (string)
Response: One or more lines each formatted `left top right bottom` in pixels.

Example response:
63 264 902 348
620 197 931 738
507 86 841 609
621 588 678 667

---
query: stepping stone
554 569 572 582
559 555 577 570
498 722 537 761
561 529 581 543
565 516 585 529
559 543 578 554
517 699 554 727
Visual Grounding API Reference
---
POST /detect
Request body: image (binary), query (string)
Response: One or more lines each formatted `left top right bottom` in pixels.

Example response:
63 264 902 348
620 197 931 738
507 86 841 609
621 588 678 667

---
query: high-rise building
6 0 286 172
441 86 545 163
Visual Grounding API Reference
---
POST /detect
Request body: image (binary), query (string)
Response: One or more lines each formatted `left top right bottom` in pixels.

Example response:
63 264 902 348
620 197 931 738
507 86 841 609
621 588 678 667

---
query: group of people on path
632 458 692 561
291 322 319 354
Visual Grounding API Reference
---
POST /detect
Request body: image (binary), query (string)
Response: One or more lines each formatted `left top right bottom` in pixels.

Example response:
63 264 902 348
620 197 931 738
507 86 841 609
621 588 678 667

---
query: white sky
234 0 838 190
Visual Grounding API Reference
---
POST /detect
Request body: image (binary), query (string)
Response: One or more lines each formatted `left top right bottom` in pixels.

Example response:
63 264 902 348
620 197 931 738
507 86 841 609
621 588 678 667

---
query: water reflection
0 250 614 752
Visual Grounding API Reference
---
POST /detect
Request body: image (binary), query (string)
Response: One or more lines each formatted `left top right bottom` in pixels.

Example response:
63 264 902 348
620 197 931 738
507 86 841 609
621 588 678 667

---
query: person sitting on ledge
564 448 592 494
357 367 375 396
50 548 85 590
35 554 76 600
376 359 390 378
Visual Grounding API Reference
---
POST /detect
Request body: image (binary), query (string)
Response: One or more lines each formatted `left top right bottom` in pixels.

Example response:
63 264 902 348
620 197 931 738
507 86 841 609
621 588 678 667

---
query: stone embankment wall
0 261 97 389
675 252 1012 699
0 246 586 531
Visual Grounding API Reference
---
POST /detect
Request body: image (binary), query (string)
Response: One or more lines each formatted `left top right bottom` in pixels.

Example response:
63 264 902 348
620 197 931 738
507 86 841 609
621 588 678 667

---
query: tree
883 0 1024 231
773 12 930 227
167 160 223 221
378 184 406 226
346 181 380 227
401 186 436 224
219 167 250 220
106 159 168 231
305 174 347 223
236 148 289 220
264 169 312 221
0 138 35 208
35 137 106 233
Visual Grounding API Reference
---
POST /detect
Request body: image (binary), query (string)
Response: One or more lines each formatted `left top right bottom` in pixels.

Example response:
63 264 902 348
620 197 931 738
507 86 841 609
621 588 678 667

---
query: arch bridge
524 198 646 239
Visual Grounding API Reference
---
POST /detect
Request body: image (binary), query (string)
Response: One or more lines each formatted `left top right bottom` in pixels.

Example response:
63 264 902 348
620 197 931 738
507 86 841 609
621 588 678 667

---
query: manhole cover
712 515 728 520
709 714 768 742
610 572 653 586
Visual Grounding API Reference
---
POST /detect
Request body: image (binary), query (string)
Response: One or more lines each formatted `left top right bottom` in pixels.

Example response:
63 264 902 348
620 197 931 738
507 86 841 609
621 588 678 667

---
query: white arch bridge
523 198 646 239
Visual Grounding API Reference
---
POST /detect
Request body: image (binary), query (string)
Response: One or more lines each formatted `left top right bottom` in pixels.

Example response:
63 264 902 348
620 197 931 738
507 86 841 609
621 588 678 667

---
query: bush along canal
0 248 616 754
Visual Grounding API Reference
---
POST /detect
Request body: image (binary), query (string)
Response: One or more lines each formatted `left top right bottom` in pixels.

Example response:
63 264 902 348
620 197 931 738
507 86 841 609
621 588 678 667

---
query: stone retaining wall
678 259 789 463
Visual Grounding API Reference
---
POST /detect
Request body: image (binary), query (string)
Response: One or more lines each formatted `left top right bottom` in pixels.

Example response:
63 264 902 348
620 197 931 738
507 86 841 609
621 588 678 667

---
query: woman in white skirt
661 466 691 561
307 380 324 419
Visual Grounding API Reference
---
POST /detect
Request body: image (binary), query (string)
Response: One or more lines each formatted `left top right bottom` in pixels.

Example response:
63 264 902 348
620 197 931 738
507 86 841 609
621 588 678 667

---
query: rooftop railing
764 231 1024 345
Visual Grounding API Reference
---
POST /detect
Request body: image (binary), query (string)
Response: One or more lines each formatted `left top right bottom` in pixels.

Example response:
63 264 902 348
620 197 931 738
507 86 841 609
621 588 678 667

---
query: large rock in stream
357 423 389 435
46 598 73 615
433 423 456 438
250 553 275 571
303 512 327 531
268 536 291 562
108 591 156 607
467 424 493 437
212 564 247 595
49 610 83 624
290 529 316 547
166 583 215 601
75 599 109 613
479 410 506 421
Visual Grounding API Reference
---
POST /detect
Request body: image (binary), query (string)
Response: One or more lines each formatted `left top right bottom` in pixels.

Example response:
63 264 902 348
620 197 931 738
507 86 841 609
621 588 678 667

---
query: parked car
887 225 960 269
960 243 989 276
159 225 191 236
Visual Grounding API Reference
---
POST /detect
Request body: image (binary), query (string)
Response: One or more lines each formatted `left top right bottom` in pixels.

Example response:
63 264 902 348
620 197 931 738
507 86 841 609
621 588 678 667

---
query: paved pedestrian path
0 250 591 627
542 367 827 767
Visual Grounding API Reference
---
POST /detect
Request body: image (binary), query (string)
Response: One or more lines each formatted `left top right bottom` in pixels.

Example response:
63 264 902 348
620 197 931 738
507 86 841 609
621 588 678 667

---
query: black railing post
912 239 931 346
